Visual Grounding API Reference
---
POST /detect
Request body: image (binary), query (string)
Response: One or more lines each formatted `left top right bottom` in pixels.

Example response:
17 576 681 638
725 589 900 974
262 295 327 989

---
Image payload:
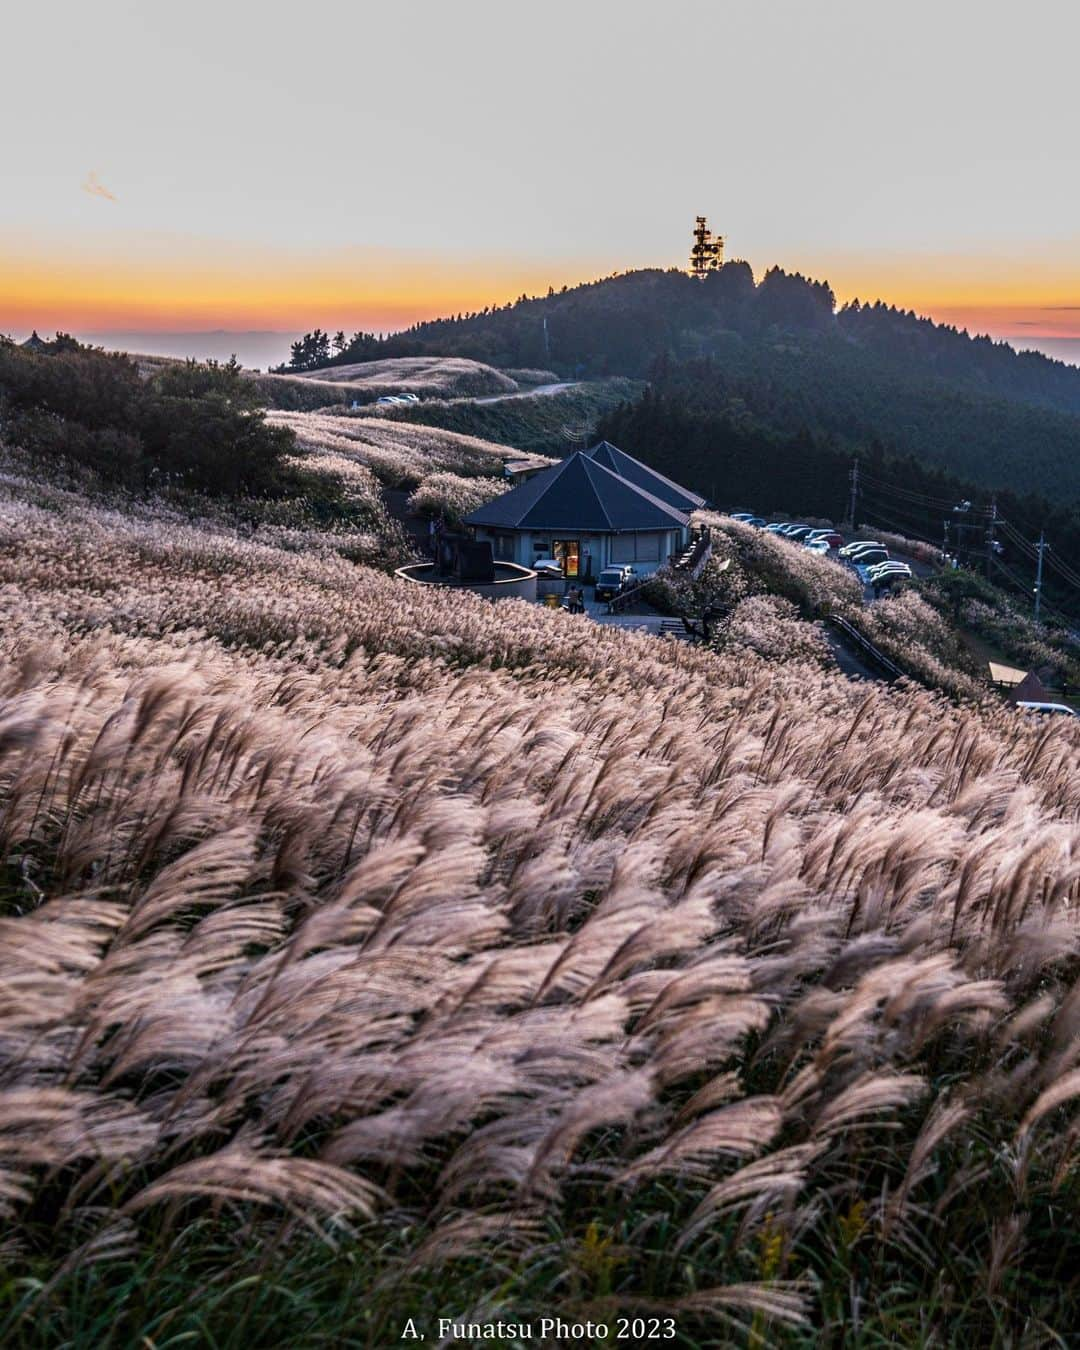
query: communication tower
689 216 724 279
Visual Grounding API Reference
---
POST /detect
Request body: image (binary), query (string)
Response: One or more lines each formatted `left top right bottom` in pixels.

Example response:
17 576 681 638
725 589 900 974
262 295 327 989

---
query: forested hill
291 264 1080 417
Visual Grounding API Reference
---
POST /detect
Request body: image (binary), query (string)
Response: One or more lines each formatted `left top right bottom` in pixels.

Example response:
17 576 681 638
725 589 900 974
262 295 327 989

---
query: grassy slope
286 355 518 395
3 445 1080 1343
382 376 644 456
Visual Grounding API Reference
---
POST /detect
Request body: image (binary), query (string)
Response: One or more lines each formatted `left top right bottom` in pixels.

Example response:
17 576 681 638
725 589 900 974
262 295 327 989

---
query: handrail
827 615 906 682
607 578 654 613
673 527 713 577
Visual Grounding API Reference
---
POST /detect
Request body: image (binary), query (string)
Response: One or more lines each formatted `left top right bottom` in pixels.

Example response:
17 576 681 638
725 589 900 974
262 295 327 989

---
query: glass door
553 540 580 577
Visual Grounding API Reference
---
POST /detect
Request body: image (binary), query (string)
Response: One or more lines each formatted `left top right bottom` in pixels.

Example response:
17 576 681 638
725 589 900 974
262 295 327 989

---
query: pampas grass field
3 453 1080 1345
254 357 525 411
286 356 519 397
268 409 554 489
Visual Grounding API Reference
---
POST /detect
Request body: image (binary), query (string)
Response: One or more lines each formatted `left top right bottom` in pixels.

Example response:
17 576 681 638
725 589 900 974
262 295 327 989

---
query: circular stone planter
394 562 538 602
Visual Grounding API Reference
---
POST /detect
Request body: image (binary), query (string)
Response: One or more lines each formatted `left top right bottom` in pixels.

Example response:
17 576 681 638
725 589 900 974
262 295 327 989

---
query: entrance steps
658 618 693 641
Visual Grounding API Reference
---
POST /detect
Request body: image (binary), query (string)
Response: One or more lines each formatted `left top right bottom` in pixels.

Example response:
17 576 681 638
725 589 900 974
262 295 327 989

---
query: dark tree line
0 338 297 498
598 362 1080 620
280 261 1080 412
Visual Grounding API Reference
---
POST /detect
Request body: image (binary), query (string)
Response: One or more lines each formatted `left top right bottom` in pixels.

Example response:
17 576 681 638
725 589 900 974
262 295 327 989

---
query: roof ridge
581 456 690 524
578 454 614 529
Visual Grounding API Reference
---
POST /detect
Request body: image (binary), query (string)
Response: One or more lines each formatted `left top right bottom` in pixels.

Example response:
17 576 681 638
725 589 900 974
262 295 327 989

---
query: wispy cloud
82 171 117 203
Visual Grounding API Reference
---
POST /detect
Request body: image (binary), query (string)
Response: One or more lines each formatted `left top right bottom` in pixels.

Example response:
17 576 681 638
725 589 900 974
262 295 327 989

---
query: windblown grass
255 358 518 410
267 409 553 489
406 471 506 525
2 468 1080 1343
283 356 519 397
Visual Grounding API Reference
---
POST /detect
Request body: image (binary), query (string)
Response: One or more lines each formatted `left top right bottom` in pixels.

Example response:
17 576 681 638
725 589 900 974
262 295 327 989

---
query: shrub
406 471 506 524
0 343 297 498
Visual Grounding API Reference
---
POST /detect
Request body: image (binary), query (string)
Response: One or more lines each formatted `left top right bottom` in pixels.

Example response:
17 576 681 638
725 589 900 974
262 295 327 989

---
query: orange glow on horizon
0 236 601 335
5 234 1080 342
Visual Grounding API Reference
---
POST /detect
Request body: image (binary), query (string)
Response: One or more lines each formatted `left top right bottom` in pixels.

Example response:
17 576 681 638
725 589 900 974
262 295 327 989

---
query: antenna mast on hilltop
689 216 724 279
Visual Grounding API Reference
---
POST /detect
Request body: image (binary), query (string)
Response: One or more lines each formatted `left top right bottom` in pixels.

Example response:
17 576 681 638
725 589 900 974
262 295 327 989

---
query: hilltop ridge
288 264 1080 415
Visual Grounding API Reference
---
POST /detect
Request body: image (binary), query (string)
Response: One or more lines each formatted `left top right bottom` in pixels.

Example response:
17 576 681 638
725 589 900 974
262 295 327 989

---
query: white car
867 561 911 579
1017 701 1079 718
839 540 883 558
803 539 831 554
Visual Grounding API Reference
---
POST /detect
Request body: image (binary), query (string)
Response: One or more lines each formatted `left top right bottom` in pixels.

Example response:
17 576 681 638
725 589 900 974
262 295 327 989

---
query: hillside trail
473 381 579 404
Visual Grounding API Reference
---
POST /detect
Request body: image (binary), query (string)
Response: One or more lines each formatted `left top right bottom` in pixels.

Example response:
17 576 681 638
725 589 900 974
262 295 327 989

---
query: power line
998 519 1080 591
858 470 994 514
857 494 949 550
991 556 1075 627
858 472 980 513
852 459 1080 621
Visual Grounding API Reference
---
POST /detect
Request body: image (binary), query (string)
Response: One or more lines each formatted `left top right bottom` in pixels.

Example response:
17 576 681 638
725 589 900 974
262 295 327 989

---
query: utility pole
847 460 859 528
1034 529 1047 623
985 497 997 580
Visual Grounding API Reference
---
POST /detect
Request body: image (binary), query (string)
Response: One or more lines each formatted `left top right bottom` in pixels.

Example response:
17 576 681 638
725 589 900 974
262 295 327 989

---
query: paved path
473 382 579 405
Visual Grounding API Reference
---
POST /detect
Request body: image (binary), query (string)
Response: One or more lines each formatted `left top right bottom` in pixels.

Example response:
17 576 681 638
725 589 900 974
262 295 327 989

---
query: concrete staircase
658 618 693 641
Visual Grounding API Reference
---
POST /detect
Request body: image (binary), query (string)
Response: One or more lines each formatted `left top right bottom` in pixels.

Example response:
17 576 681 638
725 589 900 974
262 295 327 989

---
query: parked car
730 512 755 522
803 539 831 555
845 542 889 560
810 531 844 549
765 523 789 533
745 516 768 528
595 566 632 601
839 540 883 558
852 549 890 567
867 566 912 588
867 561 911 578
1017 701 1079 718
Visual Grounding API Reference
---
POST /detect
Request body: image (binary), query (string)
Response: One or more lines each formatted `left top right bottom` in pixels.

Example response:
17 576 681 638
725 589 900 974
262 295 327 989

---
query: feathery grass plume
675 1281 812 1328
5 440 1080 1339
123 1151 381 1234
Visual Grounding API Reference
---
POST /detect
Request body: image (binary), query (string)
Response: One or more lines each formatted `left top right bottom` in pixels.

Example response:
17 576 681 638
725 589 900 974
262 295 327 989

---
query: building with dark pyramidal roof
464 443 701 581
19 331 49 353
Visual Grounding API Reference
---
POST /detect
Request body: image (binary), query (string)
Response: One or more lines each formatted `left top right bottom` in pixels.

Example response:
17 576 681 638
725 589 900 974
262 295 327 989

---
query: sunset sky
4 0 1080 363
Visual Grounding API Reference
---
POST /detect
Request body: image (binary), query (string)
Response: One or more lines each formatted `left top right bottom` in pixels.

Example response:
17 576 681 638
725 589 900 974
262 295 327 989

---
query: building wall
473 527 689 579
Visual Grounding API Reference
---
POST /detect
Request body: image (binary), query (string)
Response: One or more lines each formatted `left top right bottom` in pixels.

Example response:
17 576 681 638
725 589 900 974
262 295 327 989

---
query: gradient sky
4 0 1080 352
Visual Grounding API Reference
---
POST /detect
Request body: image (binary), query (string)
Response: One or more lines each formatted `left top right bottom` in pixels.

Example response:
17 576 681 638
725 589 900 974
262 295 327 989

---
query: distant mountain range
75 331 301 371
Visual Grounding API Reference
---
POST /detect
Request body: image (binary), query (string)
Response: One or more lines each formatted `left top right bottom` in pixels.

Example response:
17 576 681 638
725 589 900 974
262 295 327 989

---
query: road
473 382 579 405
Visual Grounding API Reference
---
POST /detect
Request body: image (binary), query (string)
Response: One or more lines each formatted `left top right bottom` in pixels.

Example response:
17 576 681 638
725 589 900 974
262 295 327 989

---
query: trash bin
543 594 561 609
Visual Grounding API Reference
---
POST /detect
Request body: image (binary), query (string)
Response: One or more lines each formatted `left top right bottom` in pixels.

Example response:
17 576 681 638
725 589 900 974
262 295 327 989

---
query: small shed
988 661 1029 690
1007 671 1054 705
